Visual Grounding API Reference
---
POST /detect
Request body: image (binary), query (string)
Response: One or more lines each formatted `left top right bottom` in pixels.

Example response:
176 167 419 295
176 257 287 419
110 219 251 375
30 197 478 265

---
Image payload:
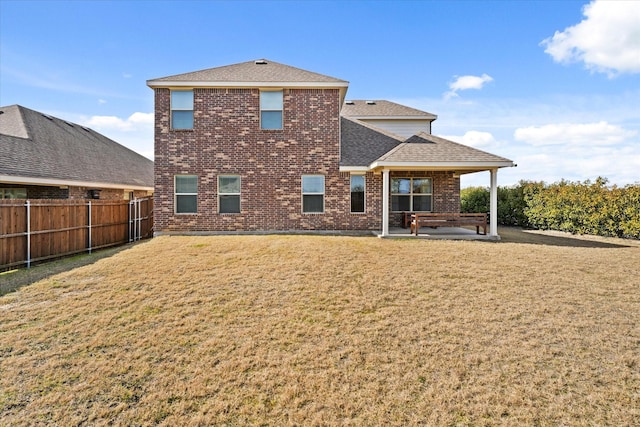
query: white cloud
98 99 107 105
514 121 637 146
442 130 497 148
395 95 640 187
85 112 153 132
444 74 493 99
79 112 154 159
541 0 640 76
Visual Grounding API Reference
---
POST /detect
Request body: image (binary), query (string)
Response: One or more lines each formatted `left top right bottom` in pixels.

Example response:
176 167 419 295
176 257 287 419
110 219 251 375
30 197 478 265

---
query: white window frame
350 174 365 213
218 175 241 214
391 177 433 212
260 90 283 130
302 175 325 214
171 90 194 130
174 175 198 214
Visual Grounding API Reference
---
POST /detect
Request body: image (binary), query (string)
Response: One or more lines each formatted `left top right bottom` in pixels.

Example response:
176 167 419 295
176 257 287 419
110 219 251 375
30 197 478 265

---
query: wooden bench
410 213 487 236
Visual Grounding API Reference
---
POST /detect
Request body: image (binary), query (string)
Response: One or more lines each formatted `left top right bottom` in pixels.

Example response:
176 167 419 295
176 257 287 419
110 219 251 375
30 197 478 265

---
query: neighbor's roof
341 100 437 120
147 59 349 88
0 105 154 190
341 119 513 172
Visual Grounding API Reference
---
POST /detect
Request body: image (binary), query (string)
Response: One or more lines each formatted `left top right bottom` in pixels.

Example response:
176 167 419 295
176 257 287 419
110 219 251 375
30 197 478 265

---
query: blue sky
1 0 639 187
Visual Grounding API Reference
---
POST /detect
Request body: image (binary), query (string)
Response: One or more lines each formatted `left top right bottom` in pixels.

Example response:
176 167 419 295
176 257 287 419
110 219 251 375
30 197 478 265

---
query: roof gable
0 105 154 188
147 59 349 87
373 132 513 167
340 121 513 170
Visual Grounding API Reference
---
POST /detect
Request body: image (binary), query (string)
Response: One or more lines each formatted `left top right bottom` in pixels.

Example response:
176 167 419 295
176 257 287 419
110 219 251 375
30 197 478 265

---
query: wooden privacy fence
0 197 153 270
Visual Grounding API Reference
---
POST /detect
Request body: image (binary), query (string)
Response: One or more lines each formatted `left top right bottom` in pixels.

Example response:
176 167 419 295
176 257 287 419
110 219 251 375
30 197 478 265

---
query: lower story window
391 177 432 212
175 175 197 214
350 175 365 213
302 175 324 213
219 175 241 214
0 188 27 199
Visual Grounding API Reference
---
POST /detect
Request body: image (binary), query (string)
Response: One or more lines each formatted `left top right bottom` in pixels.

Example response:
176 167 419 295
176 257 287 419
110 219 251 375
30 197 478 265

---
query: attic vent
65 121 74 127
366 101 376 105
81 126 91 132
42 114 54 120
345 100 354 105
255 60 267 65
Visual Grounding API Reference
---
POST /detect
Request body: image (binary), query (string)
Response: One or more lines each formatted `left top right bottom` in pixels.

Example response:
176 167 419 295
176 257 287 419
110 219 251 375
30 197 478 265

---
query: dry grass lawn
1 229 638 426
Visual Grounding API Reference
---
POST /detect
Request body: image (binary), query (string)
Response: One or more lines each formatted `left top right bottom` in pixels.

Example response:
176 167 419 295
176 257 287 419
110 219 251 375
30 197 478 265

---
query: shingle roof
147 59 348 86
341 100 436 119
340 117 404 166
375 132 513 165
340 119 513 168
0 105 154 188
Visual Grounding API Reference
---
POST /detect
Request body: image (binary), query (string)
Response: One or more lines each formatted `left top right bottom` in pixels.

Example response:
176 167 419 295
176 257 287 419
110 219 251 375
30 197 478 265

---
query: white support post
490 169 498 237
382 169 390 236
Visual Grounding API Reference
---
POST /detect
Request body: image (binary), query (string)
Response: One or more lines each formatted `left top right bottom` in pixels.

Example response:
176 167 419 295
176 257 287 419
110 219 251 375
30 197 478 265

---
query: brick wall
388 171 460 227
154 87 382 232
0 184 150 200
153 88 461 233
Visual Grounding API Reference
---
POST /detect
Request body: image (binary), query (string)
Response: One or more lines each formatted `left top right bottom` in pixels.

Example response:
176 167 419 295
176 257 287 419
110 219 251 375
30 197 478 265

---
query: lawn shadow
498 227 637 249
0 245 129 296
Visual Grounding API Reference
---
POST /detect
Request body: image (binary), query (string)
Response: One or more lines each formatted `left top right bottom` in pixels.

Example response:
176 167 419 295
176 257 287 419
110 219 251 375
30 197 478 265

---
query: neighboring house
147 59 513 236
0 105 154 200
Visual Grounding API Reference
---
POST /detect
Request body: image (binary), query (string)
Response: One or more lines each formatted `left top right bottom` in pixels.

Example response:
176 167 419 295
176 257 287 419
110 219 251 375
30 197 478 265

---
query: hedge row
460 178 640 239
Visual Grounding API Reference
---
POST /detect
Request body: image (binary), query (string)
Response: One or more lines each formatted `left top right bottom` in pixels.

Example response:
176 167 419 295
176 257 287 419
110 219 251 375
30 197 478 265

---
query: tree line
461 177 640 239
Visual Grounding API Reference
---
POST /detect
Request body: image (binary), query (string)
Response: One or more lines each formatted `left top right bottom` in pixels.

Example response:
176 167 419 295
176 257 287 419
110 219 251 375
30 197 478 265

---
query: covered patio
381 225 501 240
369 133 515 239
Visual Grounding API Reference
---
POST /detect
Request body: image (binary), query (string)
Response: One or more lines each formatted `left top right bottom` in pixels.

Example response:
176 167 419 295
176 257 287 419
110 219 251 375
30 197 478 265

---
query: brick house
147 59 513 237
0 105 153 200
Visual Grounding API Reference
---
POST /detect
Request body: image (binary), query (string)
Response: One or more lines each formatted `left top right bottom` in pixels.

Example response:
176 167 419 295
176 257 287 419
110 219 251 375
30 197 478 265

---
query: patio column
382 169 390 236
490 168 498 237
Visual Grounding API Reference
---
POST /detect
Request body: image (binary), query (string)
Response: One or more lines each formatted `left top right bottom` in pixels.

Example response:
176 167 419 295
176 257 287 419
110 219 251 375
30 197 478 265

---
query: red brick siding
388 171 460 227
0 184 149 200
154 88 381 232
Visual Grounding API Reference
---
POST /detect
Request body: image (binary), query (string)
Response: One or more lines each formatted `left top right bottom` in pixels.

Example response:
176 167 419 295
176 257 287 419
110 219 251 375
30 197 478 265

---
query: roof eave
367 160 515 171
347 115 438 121
0 175 154 191
146 80 350 89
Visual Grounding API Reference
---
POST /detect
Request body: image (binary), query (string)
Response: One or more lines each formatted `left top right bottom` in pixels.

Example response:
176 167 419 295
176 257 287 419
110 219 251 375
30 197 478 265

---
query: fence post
26 200 31 268
137 199 142 241
88 201 92 254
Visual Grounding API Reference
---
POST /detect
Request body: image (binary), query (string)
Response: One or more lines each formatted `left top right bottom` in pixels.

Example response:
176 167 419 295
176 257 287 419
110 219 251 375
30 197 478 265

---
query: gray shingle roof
340 117 404 167
0 105 154 188
147 59 348 85
341 119 513 168
341 100 436 119
375 132 513 165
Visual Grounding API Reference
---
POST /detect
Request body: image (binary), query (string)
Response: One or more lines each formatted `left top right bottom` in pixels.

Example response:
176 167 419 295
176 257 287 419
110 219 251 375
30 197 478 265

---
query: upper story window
302 175 324 213
260 90 283 130
218 175 241 214
350 175 365 213
175 175 198 214
171 90 194 130
391 177 432 212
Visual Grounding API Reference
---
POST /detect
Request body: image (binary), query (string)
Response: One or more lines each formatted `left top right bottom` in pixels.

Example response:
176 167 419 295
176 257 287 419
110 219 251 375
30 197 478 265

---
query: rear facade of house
148 59 513 234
